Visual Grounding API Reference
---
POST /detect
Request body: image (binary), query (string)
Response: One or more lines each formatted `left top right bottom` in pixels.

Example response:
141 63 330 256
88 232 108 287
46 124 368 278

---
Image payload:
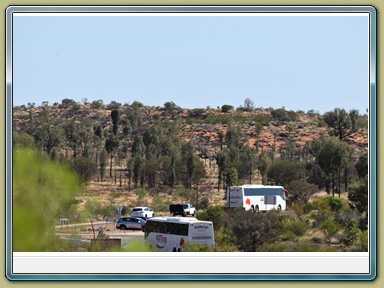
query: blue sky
12 13 369 114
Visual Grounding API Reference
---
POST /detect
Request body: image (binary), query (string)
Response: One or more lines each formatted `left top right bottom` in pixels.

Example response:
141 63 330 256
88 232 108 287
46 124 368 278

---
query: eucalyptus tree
257 151 272 185
237 144 258 183
254 122 263 151
31 106 65 159
216 149 229 191
181 140 196 189
323 108 364 141
105 135 119 178
316 137 352 196
267 160 305 187
111 109 119 136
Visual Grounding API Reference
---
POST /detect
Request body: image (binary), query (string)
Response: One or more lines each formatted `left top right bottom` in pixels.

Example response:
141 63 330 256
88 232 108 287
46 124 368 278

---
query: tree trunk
109 153 113 178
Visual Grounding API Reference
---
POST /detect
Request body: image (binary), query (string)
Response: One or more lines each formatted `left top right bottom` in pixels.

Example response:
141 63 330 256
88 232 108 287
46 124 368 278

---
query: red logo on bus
245 198 251 206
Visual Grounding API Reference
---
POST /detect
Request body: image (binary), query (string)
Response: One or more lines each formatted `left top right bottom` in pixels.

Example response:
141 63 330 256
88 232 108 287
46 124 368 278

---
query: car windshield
132 208 143 212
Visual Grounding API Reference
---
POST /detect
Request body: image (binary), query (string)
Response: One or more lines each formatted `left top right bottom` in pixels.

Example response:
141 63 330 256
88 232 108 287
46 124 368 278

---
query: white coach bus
227 184 288 212
144 217 215 252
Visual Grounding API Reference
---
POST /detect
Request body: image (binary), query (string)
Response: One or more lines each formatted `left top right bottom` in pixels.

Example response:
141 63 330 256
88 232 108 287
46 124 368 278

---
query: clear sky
12 13 369 114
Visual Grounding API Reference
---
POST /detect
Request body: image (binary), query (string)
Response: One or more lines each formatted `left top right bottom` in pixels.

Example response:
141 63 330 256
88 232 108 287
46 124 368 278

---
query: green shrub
355 230 368 252
184 242 213 252
320 219 341 240
151 196 170 212
318 246 339 252
198 206 226 231
289 219 310 237
289 203 304 216
256 242 291 252
135 186 148 199
13 148 80 251
295 240 318 252
211 226 238 252
324 196 345 212
342 220 360 246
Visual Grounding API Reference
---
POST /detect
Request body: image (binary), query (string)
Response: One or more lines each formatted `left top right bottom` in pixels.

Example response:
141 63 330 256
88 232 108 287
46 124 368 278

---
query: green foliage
225 167 240 188
111 109 119 136
221 104 234 113
271 107 287 121
288 219 310 237
13 149 80 251
31 107 65 158
198 206 226 231
286 180 318 205
70 156 97 183
243 98 254 112
334 201 361 227
13 132 36 149
348 177 368 214
294 240 318 252
90 99 104 109
315 137 352 193
320 219 341 240
253 113 272 125
211 226 238 252
318 246 339 252
257 152 271 185
199 196 209 210
131 100 144 109
256 242 291 252
342 220 360 246
184 242 213 252
107 101 121 110
188 108 206 119
135 186 148 199
151 196 169 212
267 160 305 186
61 98 76 108
105 135 119 154
163 101 178 110
323 108 364 140
355 230 368 251
225 209 282 252
119 238 153 252
355 153 368 179
304 199 334 227
324 196 345 212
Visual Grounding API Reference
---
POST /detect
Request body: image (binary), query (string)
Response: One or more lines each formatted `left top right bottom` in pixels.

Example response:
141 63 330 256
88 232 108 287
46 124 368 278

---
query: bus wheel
251 205 255 212
255 205 259 212
173 248 177 252
277 205 282 211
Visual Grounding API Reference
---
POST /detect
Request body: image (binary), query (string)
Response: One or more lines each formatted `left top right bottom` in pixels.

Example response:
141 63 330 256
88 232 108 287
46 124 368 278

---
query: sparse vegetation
12 101 369 252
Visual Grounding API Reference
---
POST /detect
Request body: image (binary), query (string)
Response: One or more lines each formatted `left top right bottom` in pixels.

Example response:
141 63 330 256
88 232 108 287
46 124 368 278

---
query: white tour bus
227 184 288 212
144 217 215 252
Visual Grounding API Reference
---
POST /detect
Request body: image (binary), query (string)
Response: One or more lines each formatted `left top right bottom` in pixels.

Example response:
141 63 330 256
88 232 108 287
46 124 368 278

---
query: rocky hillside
13 102 368 160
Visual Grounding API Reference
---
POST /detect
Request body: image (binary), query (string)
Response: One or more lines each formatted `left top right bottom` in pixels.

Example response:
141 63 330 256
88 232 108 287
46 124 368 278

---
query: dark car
116 217 146 231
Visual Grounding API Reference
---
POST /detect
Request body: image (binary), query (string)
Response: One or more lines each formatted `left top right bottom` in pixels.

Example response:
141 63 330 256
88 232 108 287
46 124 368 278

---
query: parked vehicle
227 184 288 212
169 203 196 217
144 216 214 252
116 217 146 231
131 207 155 219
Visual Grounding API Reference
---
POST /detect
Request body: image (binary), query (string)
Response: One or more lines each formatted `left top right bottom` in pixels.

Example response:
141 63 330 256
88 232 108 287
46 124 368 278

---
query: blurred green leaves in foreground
13 149 81 251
